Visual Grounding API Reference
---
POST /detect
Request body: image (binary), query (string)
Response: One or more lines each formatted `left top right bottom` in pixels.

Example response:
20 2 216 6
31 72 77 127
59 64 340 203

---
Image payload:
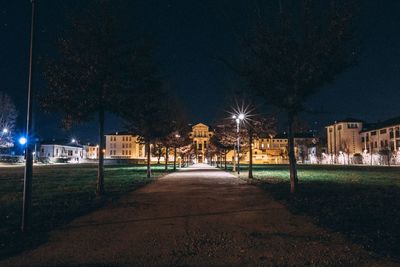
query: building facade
225 133 315 164
189 122 314 164
326 119 364 156
39 143 84 163
325 117 400 165
189 123 213 163
360 118 400 154
105 132 146 159
83 144 99 160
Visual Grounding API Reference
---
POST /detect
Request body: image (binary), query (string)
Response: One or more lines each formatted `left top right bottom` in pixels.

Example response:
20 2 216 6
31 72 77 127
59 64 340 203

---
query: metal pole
237 119 240 175
22 0 36 233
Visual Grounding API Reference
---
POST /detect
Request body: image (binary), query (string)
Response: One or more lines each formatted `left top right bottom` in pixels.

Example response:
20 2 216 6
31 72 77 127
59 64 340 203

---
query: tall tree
119 44 171 177
0 92 17 150
242 0 356 193
210 121 237 170
244 115 277 178
42 1 136 195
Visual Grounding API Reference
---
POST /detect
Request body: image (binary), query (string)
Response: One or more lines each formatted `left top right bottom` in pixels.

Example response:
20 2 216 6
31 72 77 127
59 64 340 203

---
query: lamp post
174 133 180 171
232 113 245 175
21 0 36 233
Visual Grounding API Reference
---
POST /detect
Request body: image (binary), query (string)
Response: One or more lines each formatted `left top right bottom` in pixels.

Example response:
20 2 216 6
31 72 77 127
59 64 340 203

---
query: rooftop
361 116 400 132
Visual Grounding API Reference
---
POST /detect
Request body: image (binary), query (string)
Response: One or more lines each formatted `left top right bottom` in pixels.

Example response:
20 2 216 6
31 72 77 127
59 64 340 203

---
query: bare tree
244 115 277 178
0 92 17 150
242 0 356 193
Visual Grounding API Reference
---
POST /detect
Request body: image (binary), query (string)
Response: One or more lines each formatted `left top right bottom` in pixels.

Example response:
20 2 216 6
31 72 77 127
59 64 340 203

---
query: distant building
83 144 99 160
226 132 315 164
326 119 364 156
360 117 400 153
325 116 400 165
39 140 84 163
189 123 214 163
105 132 146 159
189 122 315 164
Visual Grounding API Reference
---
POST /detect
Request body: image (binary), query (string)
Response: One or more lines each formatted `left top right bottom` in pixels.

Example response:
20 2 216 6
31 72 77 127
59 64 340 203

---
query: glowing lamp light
2 128 8 134
238 113 245 120
19 137 28 145
232 115 237 119
71 138 76 143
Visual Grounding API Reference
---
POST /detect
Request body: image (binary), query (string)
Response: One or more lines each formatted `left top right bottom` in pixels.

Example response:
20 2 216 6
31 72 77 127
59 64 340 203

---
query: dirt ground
1 164 397 266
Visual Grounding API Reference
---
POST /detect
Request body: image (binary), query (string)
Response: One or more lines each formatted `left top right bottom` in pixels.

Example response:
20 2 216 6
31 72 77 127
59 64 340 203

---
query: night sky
1 0 400 143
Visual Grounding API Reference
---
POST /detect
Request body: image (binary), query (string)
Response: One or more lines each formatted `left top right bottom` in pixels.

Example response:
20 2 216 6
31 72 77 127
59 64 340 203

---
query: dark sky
1 0 400 143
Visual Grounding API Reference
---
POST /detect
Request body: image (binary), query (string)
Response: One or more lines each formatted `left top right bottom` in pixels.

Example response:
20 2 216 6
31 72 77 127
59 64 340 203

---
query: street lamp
232 113 245 175
21 0 36 233
174 134 180 171
2 128 9 134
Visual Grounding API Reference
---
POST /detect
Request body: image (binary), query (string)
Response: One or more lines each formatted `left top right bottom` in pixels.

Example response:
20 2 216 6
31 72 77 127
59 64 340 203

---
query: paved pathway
1 164 394 266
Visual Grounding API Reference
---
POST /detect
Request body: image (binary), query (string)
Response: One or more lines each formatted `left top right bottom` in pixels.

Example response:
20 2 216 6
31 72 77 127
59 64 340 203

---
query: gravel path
1 164 395 266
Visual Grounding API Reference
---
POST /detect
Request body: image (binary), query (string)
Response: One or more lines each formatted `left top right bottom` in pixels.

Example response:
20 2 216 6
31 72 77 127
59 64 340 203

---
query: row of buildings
326 117 400 164
36 116 400 165
37 123 315 164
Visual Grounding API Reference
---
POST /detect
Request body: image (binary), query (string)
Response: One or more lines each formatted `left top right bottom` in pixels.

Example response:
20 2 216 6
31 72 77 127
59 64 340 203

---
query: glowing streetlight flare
19 137 27 145
238 113 245 120
2 128 8 134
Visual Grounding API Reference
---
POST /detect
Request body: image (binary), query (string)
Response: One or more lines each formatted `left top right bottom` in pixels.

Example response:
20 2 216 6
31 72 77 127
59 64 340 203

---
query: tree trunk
146 140 151 178
224 150 227 170
157 147 161 164
173 146 177 171
249 131 253 179
288 113 298 193
96 107 105 196
165 146 169 171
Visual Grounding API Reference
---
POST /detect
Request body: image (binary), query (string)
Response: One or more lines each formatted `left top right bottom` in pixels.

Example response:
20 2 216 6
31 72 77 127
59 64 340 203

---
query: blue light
19 137 27 145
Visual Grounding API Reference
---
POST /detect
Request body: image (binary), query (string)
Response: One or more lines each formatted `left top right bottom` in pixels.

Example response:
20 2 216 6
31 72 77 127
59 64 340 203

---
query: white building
105 132 146 159
39 141 84 163
325 116 400 165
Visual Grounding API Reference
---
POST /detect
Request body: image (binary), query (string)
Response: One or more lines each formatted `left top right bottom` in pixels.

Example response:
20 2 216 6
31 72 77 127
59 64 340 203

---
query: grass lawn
0 164 170 259
234 164 400 260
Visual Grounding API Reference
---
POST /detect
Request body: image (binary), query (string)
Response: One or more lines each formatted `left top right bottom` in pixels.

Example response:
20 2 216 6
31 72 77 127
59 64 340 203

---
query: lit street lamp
232 113 245 175
174 133 180 171
2 128 9 134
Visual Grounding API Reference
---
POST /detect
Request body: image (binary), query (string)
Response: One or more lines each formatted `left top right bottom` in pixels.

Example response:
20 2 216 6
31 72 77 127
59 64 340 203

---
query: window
348 123 358 129
371 131 377 136
204 141 207 149
375 141 378 148
380 129 387 134
361 137 365 143
380 140 384 147
337 125 342 130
